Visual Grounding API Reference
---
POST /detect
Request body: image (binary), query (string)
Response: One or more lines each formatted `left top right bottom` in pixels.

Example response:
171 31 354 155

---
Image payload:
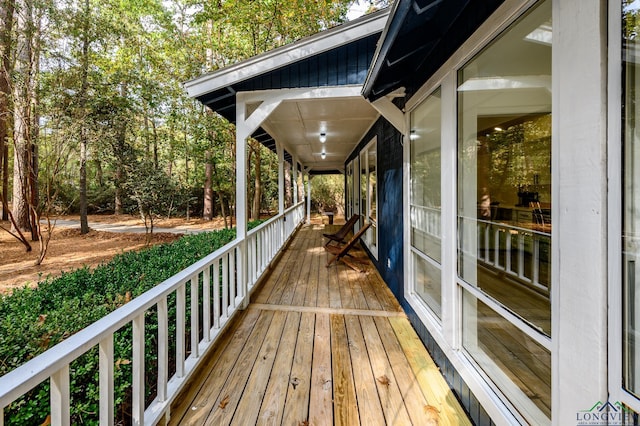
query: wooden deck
168 221 471 426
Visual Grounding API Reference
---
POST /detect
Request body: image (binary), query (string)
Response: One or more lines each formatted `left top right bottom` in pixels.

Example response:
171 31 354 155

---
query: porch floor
168 220 471 426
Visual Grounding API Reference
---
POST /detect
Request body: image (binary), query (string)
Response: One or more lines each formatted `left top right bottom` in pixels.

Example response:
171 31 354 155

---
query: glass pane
457 0 552 336
368 143 377 248
462 290 551 423
410 88 442 263
624 0 640 398
346 162 353 217
360 151 367 219
414 253 442 319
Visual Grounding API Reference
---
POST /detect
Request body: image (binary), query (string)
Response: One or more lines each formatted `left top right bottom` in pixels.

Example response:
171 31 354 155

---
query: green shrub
0 220 264 425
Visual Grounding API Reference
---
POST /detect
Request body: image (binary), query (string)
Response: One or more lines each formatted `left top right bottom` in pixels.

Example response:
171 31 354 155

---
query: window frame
360 137 378 258
402 1 551 424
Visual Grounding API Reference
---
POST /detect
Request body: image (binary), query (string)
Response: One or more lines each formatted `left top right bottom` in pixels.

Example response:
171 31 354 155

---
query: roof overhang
184 10 389 175
363 0 505 101
184 9 389 104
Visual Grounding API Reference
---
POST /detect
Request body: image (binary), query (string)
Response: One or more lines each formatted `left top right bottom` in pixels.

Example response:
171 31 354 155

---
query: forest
0 0 371 261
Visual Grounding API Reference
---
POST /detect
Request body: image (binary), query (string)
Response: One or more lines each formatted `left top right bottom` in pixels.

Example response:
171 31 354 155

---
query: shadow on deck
168 221 471 425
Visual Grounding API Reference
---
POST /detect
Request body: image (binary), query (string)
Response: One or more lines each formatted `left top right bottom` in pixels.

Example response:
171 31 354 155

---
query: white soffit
262 96 379 172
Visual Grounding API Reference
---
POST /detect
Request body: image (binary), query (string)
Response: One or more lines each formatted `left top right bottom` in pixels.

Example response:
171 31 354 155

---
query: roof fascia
361 0 411 99
184 9 389 100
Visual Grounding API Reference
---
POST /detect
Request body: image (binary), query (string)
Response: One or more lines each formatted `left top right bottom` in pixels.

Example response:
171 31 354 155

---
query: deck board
169 222 472 425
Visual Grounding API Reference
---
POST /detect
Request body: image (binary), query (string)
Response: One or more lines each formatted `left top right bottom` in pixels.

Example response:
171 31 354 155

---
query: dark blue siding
200 34 380 122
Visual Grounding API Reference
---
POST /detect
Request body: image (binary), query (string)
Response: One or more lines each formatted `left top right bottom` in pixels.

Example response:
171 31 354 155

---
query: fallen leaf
115 358 131 369
424 405 440 426
40 414 51 426
219 395 230 409
299 421 309 426
376 375 390 386
37 314 47 326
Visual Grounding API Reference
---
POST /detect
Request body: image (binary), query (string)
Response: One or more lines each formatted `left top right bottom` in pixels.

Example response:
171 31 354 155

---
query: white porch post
292 156 299 205
307 173 312 224
276 140 285 243
235 96 249 308
235 92 284 306
552 1 608 424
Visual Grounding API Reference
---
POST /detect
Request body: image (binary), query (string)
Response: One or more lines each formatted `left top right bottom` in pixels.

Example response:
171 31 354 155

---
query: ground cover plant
0 221 263 425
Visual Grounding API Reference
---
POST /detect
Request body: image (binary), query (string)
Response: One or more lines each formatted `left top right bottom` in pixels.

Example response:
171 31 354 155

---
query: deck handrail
458 215 551 294
0 202 306 426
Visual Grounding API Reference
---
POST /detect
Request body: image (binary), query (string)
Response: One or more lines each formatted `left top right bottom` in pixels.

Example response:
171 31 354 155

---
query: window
360 139 377 257
624 0 640 400
346 161 354 218
457 0 551 422
410 88 442 318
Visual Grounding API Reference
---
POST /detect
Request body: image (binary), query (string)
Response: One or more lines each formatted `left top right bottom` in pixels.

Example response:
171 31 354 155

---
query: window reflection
410 88 442 317
457 0 552 335
457 0 551 423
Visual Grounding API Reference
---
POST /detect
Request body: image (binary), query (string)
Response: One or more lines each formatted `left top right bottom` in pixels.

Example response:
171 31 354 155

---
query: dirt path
0 215 231 295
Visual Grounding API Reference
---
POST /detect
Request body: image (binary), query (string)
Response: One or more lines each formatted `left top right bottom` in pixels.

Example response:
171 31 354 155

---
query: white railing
410 204 441 238
458 216 551 294
246 201 305 292
0 201 305 426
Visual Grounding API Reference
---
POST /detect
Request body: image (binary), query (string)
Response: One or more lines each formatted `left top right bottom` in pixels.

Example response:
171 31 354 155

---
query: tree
0 0 14 222
125 159 176 238
12 0 39 236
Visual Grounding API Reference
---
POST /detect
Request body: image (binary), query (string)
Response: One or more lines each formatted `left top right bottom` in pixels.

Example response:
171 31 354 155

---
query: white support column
275 140 286 243
276 140 285 215
292 156 299 205
235 92 284 307
552 1 608 424
307 173 312 225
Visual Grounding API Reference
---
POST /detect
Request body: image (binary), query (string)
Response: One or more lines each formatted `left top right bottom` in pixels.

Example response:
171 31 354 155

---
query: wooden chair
322 214 360 247
325 222 371 272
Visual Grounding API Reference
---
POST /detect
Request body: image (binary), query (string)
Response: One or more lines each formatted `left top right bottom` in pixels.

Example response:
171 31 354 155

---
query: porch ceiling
261 96 379 173
184 10 388 175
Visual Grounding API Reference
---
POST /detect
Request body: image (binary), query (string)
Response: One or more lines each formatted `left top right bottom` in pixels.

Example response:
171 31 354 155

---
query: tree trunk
12 0 35 232
152 118 158 169
0 0 14 222
284 162 292 209
79 138 89 233
114 83 127 215
211 159 228 228
203 150 213 220
78 0 90 234
251 141 261 220
95 159 103 187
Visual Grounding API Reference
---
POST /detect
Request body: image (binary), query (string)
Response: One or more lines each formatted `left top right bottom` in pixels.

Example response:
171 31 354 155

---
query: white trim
552 1 609 424
183 10 389 99
370 96 406 134
401 1 553 424
440 72 458 350
608 0 625 411
360 137 378 259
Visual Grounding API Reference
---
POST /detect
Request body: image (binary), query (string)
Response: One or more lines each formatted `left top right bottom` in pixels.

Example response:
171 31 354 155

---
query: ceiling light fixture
319 132 327 143
321 150 326 159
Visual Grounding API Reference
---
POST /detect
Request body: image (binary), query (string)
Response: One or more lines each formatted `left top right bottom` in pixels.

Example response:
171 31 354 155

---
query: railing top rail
284 201 305 215
0 237 242 406
459 215 551 238
247 213 283 236
247 201 305 237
